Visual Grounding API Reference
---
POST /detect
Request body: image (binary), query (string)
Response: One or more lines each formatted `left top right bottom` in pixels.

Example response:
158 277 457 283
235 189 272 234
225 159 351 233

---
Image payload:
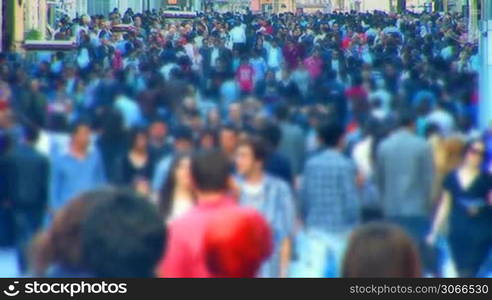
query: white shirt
230 25 246 44
267 47 282 69
167 197 194 224
352 137 374 178
210 47 220 68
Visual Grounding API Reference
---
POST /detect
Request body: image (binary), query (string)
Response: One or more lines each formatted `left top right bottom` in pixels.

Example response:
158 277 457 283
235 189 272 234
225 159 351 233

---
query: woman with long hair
96 109 128 184
427 140 492 277
159 154 195 223
120 128 154 195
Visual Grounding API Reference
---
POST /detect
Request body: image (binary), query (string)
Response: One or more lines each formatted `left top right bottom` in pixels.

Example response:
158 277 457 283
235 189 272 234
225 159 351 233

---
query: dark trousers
449 220 492 277
387 216 438 275
233 43 246 54
13 209 44 273
0 206 14 247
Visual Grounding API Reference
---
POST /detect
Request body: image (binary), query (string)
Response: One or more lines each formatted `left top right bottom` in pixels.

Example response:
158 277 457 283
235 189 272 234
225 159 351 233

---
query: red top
157 196 237 278
236 64 255 92
0 101 9 112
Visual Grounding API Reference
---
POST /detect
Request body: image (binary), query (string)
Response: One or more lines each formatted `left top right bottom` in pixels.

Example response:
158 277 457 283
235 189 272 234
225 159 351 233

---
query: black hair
173 126 193 142
398 110 416 128
81 189 165 278
99 109 127 143
199 128 219 149
191 150 231 192
48 113 69 133
70 120 92 136
258 121 282 149
129 128 148 149
159 154 193 220
239 137 269 163
317 121 344 148
221 123 240 135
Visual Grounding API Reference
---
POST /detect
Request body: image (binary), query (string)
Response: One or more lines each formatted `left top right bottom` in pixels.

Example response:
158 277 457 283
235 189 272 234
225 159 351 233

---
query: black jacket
8 144 49 210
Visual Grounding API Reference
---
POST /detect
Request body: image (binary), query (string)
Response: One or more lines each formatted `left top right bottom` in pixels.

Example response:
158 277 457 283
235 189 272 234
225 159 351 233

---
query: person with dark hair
159 154 195 223
342 222 422 278
258 121 293 185
376 110 435 274
275 104 306 177
148 118 172 162
351 117 391 221
158 150 237 277
96 110 129 184
219 124 240 162
50 122 106 213
152 126 194 193
198 128 219 151
300 121 360 244
81 189 165 278
204 207 272 278
119 128 155 195
7 125 49 273
236 56 255 95
427 140 492 277
234 137 295 277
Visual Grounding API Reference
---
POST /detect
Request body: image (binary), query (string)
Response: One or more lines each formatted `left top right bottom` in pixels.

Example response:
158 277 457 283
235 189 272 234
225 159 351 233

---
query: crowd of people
1 7 492 278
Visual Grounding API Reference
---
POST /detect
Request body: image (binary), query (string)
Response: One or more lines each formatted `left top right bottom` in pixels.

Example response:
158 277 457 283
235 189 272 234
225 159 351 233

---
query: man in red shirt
158 150 237 277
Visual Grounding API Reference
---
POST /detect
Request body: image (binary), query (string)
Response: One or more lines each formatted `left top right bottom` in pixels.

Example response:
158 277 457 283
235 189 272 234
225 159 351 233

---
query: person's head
99 110 125 140
159 154 193 218
199 128 218 150
173 126 193 154
70 121 92 150
30 191 107 276
317 121 344 149
129 128 148 152
398 110 416 130
191 150 231 195
462 140 486 170
342 222 422 278
204 207 272 278
81 189 165 278
220 124 239 156
235 137 268 178
149 119 168 143
258 121 281 151
228 102 242 123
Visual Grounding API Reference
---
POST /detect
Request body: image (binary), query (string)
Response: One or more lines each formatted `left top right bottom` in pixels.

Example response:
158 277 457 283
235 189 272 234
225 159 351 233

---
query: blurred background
0 0 492 278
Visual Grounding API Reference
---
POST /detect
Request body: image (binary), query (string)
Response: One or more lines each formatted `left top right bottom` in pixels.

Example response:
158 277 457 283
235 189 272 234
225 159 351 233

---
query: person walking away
376 112 435 274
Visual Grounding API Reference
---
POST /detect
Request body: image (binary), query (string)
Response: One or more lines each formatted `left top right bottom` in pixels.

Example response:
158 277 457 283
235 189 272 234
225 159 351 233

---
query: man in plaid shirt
300 122 361 234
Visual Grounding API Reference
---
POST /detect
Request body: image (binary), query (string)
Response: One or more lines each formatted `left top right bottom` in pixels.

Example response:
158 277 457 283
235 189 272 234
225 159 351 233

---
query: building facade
0 0 4 51
296 0 333 13
4 0 24 50
259 0 296 13
24 0 48 39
